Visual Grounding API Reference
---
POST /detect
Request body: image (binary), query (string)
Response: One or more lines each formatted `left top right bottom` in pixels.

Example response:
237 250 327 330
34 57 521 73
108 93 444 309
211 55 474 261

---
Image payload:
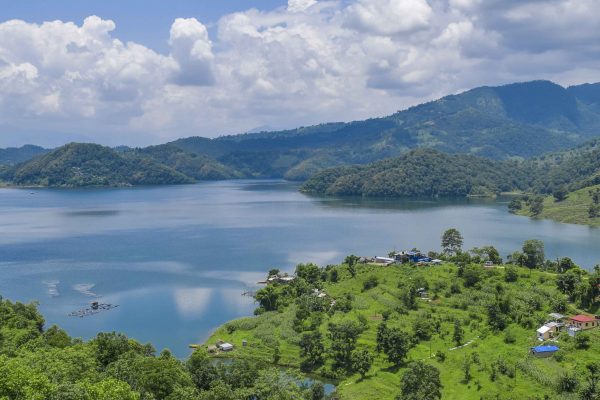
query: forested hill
0 143 194 187
300 150 529 197
301 141 600 198
0 145 48 165
167 80 600 179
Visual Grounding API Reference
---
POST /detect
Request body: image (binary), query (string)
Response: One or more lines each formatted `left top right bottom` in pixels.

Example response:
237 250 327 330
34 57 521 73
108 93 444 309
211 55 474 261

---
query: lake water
1 180 600 357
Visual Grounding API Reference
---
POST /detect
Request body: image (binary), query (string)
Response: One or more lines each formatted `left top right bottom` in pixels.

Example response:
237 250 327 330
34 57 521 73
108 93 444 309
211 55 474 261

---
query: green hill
0 143 194 187
167 80 600 179
300 149 529 198
0 145 49 165
130 144 245 180
206 258 600 400
515 184 600 226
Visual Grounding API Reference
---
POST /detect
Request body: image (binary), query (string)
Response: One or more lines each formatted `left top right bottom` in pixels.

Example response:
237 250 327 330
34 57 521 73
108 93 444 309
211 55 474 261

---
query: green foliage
362 275 379 291
397 361 442 400
442 229 463 255
351 349 373 379
522 240 545 269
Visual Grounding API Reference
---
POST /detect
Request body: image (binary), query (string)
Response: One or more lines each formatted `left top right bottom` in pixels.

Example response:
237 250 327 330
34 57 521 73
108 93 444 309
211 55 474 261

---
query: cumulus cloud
1 1 600 146
169 18 215 86
344 0 433 35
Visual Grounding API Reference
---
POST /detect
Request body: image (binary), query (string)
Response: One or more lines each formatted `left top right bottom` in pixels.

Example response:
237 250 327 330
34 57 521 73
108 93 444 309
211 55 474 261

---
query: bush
504 266 518 282
362 275 379 291
575 334 591 350
503 327 517 344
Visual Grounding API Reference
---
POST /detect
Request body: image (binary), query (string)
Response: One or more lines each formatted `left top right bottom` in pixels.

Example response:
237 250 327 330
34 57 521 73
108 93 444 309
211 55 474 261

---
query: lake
1 180 599 357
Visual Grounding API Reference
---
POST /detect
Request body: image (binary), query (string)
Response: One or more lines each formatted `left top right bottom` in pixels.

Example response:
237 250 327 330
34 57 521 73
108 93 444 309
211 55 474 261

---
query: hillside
130 144 245 180
0 144 49 165
515 184 600 226
167 80 600 179
206 256 600 400
300 149 529 198
0 143 194 187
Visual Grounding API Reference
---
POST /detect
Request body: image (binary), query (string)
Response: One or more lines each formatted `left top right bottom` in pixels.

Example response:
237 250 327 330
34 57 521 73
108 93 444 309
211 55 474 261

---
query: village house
374 256 395 265
569 315 599 331
219 342 234 352
536 321 560 341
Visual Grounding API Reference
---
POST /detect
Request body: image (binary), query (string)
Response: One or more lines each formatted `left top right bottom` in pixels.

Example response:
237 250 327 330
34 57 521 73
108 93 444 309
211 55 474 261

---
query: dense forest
4 80 600 181
0 295 328 400
301 140 600 199
0 143 195 187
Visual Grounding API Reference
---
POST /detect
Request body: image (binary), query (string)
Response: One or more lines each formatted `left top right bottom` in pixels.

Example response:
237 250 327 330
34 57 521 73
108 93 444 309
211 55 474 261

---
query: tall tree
442 229 463 255
522 240 545 269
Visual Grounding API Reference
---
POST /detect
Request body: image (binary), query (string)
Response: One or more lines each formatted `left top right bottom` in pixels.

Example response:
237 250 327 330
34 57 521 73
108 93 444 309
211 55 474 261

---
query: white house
219 342 234 352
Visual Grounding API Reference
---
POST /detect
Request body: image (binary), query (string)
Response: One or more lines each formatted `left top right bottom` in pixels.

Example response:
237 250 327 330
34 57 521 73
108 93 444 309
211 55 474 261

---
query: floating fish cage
69 302 118 318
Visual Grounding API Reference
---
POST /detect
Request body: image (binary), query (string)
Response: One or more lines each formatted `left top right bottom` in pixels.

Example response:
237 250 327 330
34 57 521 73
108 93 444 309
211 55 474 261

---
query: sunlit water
1 180 599 357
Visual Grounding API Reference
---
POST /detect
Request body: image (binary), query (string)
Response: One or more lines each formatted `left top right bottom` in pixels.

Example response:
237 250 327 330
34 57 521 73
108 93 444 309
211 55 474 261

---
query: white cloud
1 1 600 146
288 0 318 13
345 0 433 35
169 18 215 86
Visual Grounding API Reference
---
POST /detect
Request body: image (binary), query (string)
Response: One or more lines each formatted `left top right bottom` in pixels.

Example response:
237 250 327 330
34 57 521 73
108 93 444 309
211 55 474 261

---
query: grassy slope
204 263 600 400
518 184 600 227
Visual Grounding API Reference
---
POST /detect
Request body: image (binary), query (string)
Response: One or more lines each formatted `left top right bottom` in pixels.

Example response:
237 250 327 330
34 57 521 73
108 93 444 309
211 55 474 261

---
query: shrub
362 275 379 291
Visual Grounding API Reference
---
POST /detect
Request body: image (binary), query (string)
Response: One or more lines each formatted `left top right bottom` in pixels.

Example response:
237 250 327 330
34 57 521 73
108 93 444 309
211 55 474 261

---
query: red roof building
569 315 599 330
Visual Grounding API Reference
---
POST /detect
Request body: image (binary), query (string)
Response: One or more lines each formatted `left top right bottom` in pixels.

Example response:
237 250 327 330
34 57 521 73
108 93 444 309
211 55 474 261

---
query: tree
462 265 483 287
559 257 576 273
589 204 600 218
522 240 545 269
556 270 582 299
397 361 442 400
442 228 463 254
328 321 362 370
508 198 522 213
299 331 325 372
351 349 373 379
345 255 360 278
295 263 321 285
504 266 518 282
255 285 279 312
382 328 413 367
530 196 544 216
580 362 600 400
575 334 591 350
453 320 464 346
553 186 568 202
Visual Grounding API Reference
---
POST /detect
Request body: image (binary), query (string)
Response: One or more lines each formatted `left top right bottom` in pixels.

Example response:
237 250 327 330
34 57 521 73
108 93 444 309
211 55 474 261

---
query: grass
518 184 600 226
204 263 600 400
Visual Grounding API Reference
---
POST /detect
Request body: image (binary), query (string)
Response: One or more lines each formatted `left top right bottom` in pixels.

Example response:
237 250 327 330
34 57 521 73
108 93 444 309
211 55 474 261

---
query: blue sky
0 0 599 147
0 0 288 52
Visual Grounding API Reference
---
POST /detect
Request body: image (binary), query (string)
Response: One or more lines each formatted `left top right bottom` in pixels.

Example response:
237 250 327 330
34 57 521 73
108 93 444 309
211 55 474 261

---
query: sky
1 0 600 147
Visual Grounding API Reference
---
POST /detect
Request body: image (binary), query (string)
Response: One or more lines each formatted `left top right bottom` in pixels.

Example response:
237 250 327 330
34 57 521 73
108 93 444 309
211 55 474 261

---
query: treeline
0 295 327 400
301 143 600 198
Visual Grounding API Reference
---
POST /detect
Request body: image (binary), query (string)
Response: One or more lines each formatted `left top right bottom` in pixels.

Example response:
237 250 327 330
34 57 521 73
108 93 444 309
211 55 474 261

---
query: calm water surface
1 180 599 356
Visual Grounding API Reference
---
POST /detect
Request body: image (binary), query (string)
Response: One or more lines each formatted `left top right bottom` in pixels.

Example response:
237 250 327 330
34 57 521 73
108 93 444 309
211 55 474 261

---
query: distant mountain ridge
167 80 600 179
0 145 49 165
3 80 600 185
